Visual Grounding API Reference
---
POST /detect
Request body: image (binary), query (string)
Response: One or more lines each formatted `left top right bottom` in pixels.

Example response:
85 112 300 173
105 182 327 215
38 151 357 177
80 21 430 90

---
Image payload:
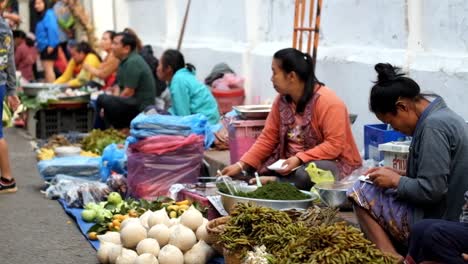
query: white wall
91 0 468 151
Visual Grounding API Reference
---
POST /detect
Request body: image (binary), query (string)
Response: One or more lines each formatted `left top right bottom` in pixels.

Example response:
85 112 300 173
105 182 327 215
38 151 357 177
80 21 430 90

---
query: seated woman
82 30 119 89
221 48 362 190
348 63 468 261
156 49 220 125
54 41 101 88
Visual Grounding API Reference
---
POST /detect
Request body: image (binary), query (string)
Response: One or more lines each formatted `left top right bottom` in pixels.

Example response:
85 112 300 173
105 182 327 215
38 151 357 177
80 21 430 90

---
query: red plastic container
212 88 245 114
228 119 266 164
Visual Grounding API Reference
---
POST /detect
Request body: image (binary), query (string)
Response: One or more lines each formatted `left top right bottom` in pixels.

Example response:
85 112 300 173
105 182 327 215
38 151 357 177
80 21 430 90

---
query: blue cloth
58 199 100 250
0 85 4 139
129 112 216 148
38 156 101 181
168 68 220 125
35 9 60 52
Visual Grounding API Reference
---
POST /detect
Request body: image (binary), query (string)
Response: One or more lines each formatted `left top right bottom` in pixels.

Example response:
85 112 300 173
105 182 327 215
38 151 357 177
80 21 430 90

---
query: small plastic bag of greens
306 162 334 202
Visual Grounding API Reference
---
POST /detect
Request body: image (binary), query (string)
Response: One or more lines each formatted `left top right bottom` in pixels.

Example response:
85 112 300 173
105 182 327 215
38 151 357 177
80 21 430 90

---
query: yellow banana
175 200 190 206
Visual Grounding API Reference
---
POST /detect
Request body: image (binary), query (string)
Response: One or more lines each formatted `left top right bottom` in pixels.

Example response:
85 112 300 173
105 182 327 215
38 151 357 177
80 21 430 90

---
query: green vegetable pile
220 203 398 264
219 182 310 200
81 129 126 155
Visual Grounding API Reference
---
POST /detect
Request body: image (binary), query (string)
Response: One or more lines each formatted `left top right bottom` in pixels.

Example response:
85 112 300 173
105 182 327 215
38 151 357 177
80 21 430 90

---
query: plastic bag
129 112 215 148
100 143 127 182
37 156 101 181
305 162 335 185
106 173 128 197
127 140 204 200
45 174 111 207
211 73 244 90
130 134 204 155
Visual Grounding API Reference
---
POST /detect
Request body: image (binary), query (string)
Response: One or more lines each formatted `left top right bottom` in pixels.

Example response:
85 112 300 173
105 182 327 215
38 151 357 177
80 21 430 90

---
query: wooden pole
292 0 300 48
298 0 306 51
312 0 323 71
306 0 316 54
177 0 192 51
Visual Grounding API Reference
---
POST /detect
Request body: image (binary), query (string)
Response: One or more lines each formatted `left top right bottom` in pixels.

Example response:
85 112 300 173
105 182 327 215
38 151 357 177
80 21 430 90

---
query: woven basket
206 216 230 255
223 248 243 264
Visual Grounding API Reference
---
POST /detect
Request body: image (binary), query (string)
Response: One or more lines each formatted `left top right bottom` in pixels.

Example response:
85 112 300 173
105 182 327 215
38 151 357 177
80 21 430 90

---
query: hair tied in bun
374 63 404 83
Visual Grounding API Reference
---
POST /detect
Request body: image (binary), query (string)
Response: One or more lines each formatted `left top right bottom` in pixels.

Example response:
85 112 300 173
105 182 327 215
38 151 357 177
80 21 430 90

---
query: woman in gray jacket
348 63 468 261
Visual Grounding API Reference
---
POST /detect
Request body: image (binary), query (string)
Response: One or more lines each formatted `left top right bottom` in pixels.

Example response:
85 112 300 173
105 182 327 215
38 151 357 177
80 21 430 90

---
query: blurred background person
13 30 37 82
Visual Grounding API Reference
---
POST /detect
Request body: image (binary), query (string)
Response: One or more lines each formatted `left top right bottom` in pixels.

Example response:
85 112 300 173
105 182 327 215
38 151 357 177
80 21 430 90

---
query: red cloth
130 134 204 155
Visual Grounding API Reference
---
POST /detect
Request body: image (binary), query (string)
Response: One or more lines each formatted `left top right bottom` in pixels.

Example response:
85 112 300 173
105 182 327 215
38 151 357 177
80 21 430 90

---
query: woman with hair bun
220 48 362 190
349 63 468 261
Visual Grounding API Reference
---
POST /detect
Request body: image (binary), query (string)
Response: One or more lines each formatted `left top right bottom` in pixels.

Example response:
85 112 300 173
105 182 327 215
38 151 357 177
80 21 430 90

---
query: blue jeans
0 85 5 139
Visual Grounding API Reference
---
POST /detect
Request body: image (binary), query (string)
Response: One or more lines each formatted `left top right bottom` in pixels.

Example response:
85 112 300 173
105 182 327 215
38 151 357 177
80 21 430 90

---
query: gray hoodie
0 17 16 96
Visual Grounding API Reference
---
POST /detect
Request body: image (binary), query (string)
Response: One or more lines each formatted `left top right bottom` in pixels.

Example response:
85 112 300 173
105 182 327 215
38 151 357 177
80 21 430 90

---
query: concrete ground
0 128 97 264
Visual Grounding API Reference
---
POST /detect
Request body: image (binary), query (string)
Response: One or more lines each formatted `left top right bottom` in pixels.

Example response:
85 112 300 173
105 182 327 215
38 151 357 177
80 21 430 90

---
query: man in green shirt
96 32 155 129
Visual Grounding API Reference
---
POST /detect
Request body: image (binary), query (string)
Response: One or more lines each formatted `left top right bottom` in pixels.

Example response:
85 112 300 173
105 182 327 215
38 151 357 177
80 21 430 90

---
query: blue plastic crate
364 124 408 161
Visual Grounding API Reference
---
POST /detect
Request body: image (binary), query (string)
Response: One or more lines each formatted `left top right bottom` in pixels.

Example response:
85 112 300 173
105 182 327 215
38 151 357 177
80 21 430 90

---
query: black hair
71 41 102 62
161 49 196 74
114 32 137 52
104 30 116 40
273 48 323 113
13 30 35 47
369 63 422 114
122 28 143 51
34 0 51 19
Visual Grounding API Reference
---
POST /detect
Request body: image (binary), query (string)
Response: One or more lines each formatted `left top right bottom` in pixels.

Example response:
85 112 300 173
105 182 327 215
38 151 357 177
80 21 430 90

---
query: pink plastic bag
127 136 204 199
212 73 244 90
130 134 204 155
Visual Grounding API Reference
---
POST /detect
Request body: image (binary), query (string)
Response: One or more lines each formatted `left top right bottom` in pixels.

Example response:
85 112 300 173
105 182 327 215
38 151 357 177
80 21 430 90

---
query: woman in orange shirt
221 48 362 190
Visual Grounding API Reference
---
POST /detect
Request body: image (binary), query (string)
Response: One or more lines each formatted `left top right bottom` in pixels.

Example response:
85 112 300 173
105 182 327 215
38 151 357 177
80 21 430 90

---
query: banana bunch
80 150 100 157
37 148 55 160
165 200 191 218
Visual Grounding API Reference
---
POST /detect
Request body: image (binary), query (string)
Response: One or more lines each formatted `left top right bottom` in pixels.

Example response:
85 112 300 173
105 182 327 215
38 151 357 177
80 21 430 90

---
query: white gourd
135 253 159 264
120 222 148 249
120 217 141 230
180 205 204 231
195 223 209 241
158 245 184 264
167 217 179 227
148 208 171 227
184 240 216 264
139 210 154 229
115 249 138 264
168 225 197 252
98 232 121 245
136 238 160 256
108 244 123 264
97 242 113 264
202 218 209 225
148 224 170 247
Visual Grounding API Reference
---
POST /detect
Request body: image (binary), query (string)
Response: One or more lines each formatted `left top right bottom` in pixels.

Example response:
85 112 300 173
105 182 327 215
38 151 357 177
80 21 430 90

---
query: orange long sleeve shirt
241 86 362 172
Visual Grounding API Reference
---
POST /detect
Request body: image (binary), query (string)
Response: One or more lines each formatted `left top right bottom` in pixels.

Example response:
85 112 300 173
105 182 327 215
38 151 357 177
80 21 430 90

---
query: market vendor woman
221 48 362 190
348 63 468 261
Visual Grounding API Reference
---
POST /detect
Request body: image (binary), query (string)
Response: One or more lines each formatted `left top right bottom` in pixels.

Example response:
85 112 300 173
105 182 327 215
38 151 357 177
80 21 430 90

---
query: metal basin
233 105 271 119
217 185 317 214
22 83 67 97
314 181 353 209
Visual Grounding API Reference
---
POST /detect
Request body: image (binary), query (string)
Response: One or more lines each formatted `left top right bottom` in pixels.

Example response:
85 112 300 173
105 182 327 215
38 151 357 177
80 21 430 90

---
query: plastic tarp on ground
127 136 205 200
128 112 218 148
37 156 102 181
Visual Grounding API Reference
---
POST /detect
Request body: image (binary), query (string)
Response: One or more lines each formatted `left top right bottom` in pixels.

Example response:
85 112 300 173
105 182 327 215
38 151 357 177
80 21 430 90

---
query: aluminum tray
22 83 68 96
217 185 317 213
314 181 353 209
233 105 271 119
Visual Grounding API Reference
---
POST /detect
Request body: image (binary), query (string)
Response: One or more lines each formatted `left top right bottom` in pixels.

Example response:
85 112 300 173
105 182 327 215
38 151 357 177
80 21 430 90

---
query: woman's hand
249 176 278 185
365 166 405 176
220 164 242 177
276 156 302 176
7 95 20 112
47 46 54 54
82 63 91 71
367 167 401 189
462 253 468 261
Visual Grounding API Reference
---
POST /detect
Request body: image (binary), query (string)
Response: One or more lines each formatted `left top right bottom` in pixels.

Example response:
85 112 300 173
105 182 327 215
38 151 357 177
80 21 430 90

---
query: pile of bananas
166 200 191 218
80 150 100 157
37 148 55 160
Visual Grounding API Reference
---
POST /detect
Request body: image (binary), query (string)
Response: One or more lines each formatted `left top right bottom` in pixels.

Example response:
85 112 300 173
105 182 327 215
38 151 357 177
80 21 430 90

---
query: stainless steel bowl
22 83 67 97
233 105 271 119
217 185 317 213
314 182 353 209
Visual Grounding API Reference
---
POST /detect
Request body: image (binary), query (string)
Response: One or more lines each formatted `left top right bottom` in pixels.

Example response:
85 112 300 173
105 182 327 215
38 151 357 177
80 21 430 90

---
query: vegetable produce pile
86 193 215 264
81 129 126 155
218 181 311 200
220 203 397 264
